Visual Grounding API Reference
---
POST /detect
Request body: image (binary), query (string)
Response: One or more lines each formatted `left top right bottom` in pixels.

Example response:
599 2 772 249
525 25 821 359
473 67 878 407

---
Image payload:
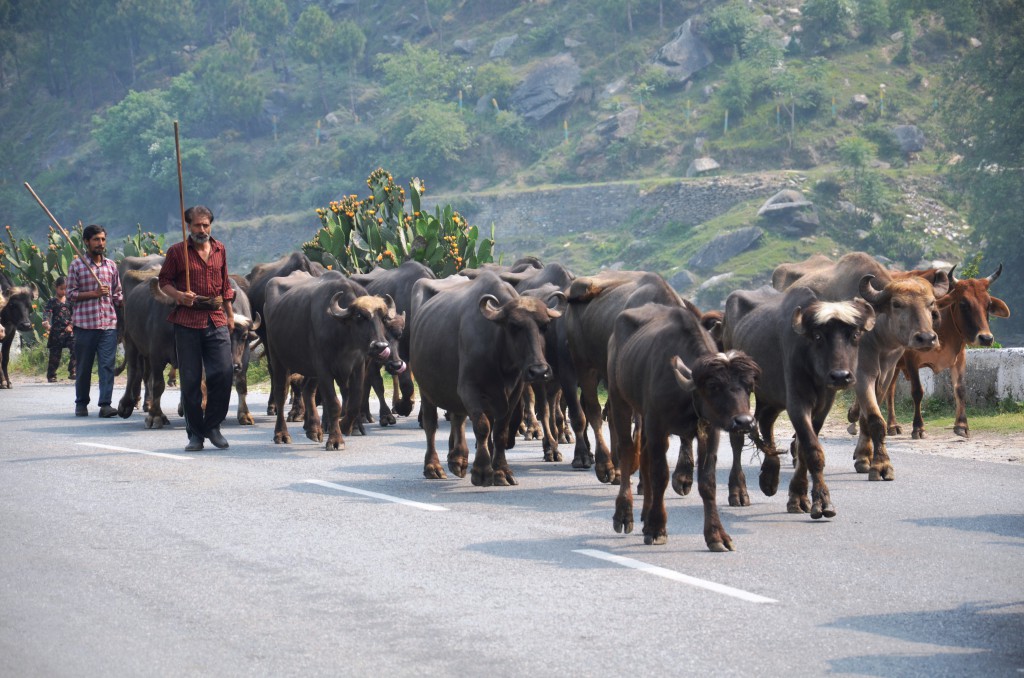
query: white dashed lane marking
573 549 778 604
305 479 449 511
77 442 193 461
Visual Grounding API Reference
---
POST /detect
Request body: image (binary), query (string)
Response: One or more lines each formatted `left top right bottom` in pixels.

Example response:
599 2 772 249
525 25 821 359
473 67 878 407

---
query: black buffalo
723 285 876 518
410 271 564 486
1 271 39 389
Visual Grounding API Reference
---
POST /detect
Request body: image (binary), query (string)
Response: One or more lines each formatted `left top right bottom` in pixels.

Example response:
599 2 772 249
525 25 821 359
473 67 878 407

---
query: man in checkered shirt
67 224 123 418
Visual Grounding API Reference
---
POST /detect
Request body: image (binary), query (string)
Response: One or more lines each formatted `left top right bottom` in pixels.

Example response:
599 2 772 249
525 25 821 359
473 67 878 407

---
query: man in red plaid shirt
158 205 235 451
67 224 122 418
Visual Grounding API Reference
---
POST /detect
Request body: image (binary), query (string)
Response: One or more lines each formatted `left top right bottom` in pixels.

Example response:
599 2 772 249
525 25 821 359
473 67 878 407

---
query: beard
91 245 106 256
190 233 211 244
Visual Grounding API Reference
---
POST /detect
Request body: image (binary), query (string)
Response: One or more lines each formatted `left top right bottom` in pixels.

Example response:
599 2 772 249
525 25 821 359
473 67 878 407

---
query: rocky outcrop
687 226 764 273
511 54 581 122
892 124 926 154
652 19 713 83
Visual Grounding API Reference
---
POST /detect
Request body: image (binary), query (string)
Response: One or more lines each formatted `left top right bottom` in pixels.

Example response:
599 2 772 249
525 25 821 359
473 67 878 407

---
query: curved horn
791 306 807 336
479 294 504 321
383 294 397 320
858 274 890 306
250 311 261 332
546 290 568 313
986 263 1003 285
327 291 352 319
948 264 959 285
670 355 696 394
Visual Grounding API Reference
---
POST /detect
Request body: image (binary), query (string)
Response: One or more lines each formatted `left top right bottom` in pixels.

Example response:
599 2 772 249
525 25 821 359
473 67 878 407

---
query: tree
803 0 854 49
942 0 1024 336
702 0 758 59
387 102 470 176
856 0 891 43
191 29 265 133
238 0 290 68
335 19 366 120
291 4 337 114
376 43 458 104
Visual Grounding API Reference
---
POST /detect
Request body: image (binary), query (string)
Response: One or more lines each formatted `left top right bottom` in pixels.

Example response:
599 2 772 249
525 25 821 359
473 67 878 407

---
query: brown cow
607 304 758 550
884 264 1010 439
774 252 949 480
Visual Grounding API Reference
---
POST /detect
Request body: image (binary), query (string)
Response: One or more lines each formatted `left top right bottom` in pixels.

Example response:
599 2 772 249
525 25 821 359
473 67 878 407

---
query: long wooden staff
23 181 104 288
174 120 190 293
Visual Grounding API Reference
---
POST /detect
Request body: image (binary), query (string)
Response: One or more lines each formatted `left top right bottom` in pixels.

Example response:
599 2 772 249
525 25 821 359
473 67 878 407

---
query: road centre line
304 479 449 511
77 442 193 461
573 549 778 604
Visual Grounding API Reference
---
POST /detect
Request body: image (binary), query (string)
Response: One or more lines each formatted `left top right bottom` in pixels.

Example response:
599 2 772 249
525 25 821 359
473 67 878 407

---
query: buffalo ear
989 297 1011 318
790 306 807 336
856 300 877 332
479 294 504 321
931 270 950 299
250 311 262 332
671 356 696 394
383 294 397 319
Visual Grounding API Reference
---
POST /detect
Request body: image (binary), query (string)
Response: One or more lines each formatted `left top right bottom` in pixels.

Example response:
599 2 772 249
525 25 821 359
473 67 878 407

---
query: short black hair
185 205 214 225
83 224 106 241
55 275 67 287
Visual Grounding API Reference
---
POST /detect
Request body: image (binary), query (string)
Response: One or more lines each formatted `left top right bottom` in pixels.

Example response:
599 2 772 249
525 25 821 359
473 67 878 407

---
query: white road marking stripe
304 479 448 512
573 549 778 604
77 442 193 461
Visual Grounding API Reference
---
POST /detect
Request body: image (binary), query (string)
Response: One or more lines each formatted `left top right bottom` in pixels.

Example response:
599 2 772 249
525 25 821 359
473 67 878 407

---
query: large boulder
511 54 581 122
651 19 713 83
892 124 926 154
687 226 764 273
490 35 518 58
757 189 819 235
686 156 720 177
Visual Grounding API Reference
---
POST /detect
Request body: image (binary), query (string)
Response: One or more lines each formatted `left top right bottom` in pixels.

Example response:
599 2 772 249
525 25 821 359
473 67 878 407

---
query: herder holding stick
158 205 235 451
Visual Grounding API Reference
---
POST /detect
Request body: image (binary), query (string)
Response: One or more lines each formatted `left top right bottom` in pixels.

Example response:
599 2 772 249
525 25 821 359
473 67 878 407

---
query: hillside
1 0 1020 339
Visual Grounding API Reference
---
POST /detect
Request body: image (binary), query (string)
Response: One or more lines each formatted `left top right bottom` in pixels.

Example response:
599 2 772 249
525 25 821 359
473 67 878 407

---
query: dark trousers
47 343 77 380
74 328 116 407
175 322 232 439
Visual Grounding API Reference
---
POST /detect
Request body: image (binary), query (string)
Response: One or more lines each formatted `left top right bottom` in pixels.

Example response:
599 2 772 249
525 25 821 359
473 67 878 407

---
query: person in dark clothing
42 276 76 382
157 205 235 452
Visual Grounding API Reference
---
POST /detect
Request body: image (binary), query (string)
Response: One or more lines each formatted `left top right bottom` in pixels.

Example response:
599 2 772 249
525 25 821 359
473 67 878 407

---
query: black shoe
98 405 117 418
206 427 229 449
185 435 205 452
75 405 88 417
47 377 57 383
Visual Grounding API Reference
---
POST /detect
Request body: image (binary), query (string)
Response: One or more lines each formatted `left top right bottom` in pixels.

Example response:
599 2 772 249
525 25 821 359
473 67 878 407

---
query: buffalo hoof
706 539 733 553
853 457 871 474
912 429 926 440
274 431 291 444
810 496 836 519
492 469 517 486
868 463 895 481
470 466 493 487
594 462 615 484
571 451 592 470
325 436 346 451
117 401 134 419
954 425 970 438
847 422 858 436
305 428 323 443
286 411 303 423
395 400 414 417
729 487 751 507
448 456 468 479
423 464 447 480
672 471 693 496
543 450 563 462
379 412 396 427
238 412 254 426
643 531 668 546
145 414 168 429
614 506 634 534
888 424 903 436
266 404 277 416
759 455 781 496
787 493 811 513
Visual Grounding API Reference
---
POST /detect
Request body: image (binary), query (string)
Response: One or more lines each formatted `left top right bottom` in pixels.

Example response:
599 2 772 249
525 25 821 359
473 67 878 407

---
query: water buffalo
264 270 396 450
246 252 317 415
350 260 434 423
410 270 564 486
606 304 758 550
564 270 695 483
884 263 1010 439
1 271 39 389
774 252 949 480
723 285 876 518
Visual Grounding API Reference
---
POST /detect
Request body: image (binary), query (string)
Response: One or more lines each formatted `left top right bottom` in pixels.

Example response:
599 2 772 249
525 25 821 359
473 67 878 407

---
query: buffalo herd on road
1 251 1009 551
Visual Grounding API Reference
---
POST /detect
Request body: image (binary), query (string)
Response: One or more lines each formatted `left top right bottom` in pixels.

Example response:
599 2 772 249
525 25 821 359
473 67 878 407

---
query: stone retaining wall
895 348 1024 405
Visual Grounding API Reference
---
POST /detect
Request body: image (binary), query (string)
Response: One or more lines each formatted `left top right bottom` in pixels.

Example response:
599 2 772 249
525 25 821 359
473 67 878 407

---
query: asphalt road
2 382 1022 677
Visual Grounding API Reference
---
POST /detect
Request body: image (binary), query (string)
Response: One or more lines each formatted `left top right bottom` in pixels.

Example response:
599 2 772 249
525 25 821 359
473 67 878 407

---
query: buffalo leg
144 361 169 429
271 359 292 444
235 364 253 425
671 437 694 496
909 366 928 439
727 429 749 507
302 378 322 442
468 409 495 487
695 423 732 551
951 352 969 438
421 401 447 479
884 370 903 436
447 413 469 479
579 371 616 484
318 375 346 451
608 393 638 534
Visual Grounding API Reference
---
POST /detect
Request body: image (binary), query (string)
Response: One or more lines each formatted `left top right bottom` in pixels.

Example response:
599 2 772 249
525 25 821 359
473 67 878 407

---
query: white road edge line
573 549 778 604
77 442 193 461
305 479 448 512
